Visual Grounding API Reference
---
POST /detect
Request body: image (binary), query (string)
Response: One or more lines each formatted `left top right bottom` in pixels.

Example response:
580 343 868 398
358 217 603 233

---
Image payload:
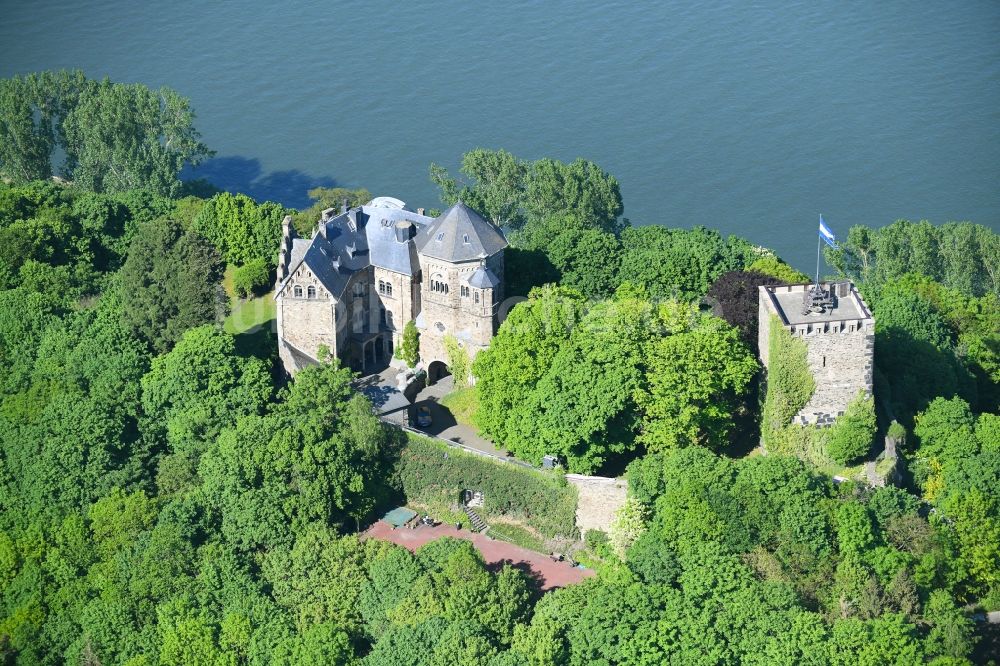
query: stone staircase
463 505 489 533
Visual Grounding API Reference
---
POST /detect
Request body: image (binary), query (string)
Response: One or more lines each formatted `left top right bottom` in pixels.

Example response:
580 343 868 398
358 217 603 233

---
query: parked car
415 405 433 428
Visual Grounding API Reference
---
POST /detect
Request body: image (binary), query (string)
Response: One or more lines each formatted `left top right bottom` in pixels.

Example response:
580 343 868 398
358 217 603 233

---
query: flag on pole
819 215 837 248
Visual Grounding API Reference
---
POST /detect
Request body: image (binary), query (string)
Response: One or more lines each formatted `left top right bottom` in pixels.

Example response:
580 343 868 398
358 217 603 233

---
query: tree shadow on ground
358 382 400 411
486 557 547 595
232 326 277 362
181 156 336 208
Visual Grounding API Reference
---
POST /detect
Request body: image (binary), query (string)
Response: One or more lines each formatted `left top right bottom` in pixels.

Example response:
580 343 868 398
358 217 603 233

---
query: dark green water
2 0 998 270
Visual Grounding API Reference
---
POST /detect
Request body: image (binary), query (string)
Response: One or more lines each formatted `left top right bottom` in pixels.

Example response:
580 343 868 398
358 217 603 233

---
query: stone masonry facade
275 198 507 378
758 281 875 426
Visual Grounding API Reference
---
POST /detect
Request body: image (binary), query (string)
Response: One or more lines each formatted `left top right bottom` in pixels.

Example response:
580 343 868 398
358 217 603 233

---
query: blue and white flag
819 215 837 248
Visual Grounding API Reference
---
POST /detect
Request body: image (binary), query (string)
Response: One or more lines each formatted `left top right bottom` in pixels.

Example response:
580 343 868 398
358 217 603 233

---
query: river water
2 0 998 270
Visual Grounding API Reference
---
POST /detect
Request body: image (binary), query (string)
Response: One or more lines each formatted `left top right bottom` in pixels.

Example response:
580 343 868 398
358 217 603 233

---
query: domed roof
415 201 508 263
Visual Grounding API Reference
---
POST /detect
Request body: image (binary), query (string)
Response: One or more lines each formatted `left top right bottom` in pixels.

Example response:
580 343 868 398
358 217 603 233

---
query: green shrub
232 259 270 298
444 335 470 389
397 433 578 539
826 393 877 464
584 529 610 551
395 320 419 368
887 420 906 443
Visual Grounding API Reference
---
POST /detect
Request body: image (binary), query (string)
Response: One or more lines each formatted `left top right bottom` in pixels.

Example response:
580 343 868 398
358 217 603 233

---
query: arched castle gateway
275 198 507 377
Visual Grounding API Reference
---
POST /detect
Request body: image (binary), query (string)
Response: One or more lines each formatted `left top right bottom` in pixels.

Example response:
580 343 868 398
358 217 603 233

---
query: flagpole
815 235 821 287
815 215 821 288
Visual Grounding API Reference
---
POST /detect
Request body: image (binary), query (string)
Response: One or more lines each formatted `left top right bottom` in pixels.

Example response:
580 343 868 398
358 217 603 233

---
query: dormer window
307 286 316 299
463 234 470 244
436 233 444 242
293 285 303 298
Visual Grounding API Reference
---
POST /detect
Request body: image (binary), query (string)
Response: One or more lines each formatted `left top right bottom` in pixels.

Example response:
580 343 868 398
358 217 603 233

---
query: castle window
822 356 826 368
307 286 316 299
293 285 303 298
474 291 480 304
461 285 469 297
385 282 393 296
378 280 385 294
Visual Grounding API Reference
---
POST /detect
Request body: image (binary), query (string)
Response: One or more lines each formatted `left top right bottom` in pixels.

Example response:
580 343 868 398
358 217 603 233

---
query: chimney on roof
332 255 340 271
342 198 349 214
394 220 415 243
277 215 294 283
417 207 425 216
321 207 336 222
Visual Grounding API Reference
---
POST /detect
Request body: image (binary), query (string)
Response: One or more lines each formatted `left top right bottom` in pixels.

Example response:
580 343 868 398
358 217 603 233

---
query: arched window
432 274 445 294
293 285 302 298
385 282 393 296
307 285 316 299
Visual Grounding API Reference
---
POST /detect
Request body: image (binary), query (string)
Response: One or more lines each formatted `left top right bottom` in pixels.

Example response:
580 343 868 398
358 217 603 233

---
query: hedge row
396 433 579 539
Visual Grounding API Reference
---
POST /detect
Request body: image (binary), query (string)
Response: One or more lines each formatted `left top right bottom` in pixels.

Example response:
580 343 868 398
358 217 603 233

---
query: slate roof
277 200 433 299
363 205 430 276
415 201 508 263
466 265 500 289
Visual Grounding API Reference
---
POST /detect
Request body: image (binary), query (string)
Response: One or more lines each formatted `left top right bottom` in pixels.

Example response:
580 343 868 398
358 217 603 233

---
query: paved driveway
411 376 506 457
357 369 507 458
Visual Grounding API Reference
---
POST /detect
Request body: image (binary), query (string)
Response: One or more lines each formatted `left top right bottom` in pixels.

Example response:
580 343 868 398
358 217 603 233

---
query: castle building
274 197 507 379
758 281 875 426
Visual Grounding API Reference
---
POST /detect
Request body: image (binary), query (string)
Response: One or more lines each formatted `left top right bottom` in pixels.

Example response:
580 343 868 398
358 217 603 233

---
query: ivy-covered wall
761 315 815 447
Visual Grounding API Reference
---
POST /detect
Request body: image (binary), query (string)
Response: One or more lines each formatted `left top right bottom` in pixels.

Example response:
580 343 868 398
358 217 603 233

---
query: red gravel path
362 521 594 590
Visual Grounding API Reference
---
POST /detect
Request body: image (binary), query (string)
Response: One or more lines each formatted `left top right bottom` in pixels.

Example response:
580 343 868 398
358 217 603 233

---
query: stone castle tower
758 281 875 426
412 201 506 380
273 197 506 379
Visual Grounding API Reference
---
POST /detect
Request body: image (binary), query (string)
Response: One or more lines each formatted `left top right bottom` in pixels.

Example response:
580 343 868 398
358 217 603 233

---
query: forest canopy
1 96 998 663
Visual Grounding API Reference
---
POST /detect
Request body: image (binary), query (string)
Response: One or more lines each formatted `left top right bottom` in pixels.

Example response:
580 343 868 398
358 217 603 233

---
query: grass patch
440 386 479 428
223 264 276 335
487 523 548 553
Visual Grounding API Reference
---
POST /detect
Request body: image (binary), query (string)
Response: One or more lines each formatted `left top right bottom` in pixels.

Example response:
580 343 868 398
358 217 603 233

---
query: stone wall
795 326 874 425
278 296 338 361
566 474 628 536
374 266 417 348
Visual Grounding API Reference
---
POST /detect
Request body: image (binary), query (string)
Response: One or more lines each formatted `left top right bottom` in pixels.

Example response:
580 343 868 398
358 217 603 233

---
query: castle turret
413 201 508 375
